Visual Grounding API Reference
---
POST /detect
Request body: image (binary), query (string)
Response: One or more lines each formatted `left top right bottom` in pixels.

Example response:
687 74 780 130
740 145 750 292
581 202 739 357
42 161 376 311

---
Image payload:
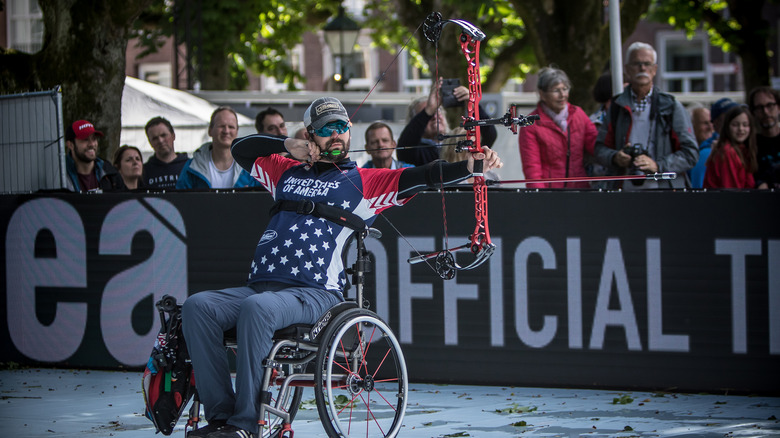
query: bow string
405 12 494 279
335 11 539 280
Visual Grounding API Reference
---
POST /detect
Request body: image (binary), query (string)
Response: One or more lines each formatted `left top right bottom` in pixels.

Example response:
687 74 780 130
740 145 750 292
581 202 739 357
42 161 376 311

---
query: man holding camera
397 77 497 166
594 42 698 189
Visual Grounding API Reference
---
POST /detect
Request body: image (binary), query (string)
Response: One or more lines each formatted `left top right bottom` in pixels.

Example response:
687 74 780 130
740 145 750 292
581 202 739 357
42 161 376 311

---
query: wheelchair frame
187 228 409 438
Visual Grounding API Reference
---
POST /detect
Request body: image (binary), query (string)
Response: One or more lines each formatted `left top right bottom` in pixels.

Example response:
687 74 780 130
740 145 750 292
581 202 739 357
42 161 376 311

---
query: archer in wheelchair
143 96 503 438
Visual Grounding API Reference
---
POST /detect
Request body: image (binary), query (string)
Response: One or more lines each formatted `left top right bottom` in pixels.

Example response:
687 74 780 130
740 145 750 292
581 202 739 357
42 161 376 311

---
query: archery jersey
247 154 410 294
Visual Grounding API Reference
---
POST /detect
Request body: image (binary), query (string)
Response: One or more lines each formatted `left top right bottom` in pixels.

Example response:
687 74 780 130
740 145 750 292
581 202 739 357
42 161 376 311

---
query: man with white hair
594 42 699 189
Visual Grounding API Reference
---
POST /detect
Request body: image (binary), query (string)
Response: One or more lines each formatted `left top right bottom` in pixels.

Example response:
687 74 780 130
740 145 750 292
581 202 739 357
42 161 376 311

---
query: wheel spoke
357 323 377 376
358 390 387 436
315 311 407 438
370 386 399 411
368 346 393 377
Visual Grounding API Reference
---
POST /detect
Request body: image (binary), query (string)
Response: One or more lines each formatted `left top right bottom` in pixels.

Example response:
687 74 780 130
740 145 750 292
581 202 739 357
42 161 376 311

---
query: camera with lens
622 143 650 185
622 143 649 159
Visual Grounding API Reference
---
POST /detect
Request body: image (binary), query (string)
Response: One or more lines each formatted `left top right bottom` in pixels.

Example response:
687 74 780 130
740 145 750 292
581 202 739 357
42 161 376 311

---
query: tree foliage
363 0 531 94
132 0 342 90
363 0 651 112
647 0 775 99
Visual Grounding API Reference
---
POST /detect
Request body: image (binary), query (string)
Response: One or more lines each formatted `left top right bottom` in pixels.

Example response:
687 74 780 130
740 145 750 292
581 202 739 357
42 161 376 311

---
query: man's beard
74 147 96 164
319 137 350 162
761 117 778 129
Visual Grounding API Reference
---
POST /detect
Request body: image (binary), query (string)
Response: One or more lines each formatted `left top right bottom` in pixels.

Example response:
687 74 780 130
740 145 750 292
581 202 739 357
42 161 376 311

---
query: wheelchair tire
313 309 408 437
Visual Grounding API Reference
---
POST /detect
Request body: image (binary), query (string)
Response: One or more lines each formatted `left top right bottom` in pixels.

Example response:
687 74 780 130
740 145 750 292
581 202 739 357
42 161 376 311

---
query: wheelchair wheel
314 309 408 437
261 367 304 438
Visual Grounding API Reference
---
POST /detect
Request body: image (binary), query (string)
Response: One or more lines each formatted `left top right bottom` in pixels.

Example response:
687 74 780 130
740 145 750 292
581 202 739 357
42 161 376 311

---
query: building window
657 31 709 93
399 50 432 93
138 62 172 87
6 0 44 53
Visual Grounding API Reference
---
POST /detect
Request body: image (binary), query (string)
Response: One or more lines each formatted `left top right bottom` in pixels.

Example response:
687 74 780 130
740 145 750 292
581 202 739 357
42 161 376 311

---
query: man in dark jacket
594 42 698 189
748 86 780 189
143 117 189 189
64 120 124 192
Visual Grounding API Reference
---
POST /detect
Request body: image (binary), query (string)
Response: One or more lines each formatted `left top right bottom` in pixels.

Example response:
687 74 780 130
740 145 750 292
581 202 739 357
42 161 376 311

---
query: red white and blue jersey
247 154 410 293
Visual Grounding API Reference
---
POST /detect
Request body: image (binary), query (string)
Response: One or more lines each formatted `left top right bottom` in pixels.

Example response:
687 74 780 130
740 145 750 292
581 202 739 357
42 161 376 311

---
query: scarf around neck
542 102 569 134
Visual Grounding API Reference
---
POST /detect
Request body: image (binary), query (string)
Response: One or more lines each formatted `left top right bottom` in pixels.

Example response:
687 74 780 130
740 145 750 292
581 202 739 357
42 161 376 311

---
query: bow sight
462 105 541 135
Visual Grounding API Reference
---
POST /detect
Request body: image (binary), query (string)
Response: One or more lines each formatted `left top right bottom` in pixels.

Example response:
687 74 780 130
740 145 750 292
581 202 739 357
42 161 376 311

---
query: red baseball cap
70 120 104 140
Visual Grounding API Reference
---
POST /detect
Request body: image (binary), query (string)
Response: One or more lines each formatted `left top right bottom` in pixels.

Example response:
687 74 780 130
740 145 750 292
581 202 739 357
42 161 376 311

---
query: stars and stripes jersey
246 153 410 293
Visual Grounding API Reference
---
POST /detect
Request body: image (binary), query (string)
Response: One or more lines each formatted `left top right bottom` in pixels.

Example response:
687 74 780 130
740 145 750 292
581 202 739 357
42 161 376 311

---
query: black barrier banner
1 191 778 393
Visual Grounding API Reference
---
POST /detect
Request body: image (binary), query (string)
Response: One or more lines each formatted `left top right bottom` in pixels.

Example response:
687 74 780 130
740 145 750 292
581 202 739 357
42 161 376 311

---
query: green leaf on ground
496 403 538 414
612 394 634 404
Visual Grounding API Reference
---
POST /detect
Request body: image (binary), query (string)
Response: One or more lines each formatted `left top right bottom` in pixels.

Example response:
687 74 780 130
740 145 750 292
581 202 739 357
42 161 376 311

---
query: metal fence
0 87 65 193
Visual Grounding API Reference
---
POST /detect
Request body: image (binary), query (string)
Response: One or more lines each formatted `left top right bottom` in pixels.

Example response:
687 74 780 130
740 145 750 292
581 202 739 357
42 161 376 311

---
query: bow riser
460 33 492 265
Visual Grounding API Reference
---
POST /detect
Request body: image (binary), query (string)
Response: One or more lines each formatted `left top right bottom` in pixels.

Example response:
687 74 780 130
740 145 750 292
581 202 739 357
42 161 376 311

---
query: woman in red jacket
518 67 598 188
703 106 757 189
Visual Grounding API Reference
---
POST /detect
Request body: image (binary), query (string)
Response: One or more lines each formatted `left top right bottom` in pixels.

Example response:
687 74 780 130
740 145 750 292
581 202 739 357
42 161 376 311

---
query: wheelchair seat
222 300 358 347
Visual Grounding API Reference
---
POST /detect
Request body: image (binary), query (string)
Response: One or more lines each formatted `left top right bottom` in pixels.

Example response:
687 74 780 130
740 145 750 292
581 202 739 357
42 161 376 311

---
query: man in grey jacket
594 42 698 189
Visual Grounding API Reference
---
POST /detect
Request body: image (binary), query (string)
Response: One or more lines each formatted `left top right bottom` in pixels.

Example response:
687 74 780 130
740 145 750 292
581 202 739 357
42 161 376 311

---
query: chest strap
270 199 366 232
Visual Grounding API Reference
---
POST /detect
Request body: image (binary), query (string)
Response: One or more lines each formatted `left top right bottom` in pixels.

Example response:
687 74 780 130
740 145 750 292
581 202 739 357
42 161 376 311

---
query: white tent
120 76 256 160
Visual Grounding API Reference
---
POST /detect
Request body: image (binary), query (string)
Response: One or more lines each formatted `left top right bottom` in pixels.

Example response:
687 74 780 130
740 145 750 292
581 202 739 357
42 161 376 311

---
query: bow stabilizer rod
487 172 678 186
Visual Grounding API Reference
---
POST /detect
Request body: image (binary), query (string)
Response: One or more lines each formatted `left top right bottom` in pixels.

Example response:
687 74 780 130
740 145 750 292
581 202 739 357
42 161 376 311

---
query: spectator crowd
65 41 779 193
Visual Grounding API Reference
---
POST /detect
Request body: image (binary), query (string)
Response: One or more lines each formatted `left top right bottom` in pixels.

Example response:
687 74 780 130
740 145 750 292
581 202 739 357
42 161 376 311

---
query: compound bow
405 12 539 280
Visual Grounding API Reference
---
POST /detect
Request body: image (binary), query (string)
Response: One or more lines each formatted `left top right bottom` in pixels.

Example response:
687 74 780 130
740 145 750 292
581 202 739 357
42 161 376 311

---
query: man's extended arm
231 134 288 172
397 110 439 166
397 160 471 199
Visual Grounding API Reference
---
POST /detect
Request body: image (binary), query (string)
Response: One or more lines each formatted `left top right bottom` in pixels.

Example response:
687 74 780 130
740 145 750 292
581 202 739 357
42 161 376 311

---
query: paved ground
1 368 778 437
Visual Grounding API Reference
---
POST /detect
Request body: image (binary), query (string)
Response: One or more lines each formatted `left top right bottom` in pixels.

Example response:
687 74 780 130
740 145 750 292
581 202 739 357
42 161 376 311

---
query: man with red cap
64 120 124 192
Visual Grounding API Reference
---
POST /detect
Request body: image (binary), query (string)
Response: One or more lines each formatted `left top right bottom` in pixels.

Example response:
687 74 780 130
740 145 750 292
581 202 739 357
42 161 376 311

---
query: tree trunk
725 0 771 101
511 0 651 113
0 0 152 161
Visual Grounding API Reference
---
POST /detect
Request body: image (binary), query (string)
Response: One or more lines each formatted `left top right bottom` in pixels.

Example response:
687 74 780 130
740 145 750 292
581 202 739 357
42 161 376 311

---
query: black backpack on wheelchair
142 295 196 435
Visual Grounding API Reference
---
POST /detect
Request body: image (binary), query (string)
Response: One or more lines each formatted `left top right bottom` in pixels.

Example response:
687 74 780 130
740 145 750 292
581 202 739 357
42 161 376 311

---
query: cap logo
77 123 94 131
315 102 342 115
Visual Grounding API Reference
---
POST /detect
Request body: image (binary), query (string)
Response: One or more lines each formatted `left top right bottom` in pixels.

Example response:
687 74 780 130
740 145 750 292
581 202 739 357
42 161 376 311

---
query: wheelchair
187 227 409 438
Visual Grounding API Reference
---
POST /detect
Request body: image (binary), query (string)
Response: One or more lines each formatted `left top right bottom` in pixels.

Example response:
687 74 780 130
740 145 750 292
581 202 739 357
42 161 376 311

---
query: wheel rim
323 315 407 437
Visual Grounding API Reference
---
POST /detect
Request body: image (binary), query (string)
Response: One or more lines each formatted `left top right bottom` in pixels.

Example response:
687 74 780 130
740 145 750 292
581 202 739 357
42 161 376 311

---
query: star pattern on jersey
251 195 359 285
248 164 384 290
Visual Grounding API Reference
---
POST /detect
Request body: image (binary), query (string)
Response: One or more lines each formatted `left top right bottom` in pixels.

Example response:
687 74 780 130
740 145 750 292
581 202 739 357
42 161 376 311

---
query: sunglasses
313 120 350 138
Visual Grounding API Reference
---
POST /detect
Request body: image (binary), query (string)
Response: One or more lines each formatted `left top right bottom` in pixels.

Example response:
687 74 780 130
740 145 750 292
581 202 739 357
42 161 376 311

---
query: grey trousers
181 281 342 434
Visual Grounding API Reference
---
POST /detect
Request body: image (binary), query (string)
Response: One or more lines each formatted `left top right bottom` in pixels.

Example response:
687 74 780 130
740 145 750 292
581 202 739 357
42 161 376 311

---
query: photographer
594 42 698 190
397 77 497 166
